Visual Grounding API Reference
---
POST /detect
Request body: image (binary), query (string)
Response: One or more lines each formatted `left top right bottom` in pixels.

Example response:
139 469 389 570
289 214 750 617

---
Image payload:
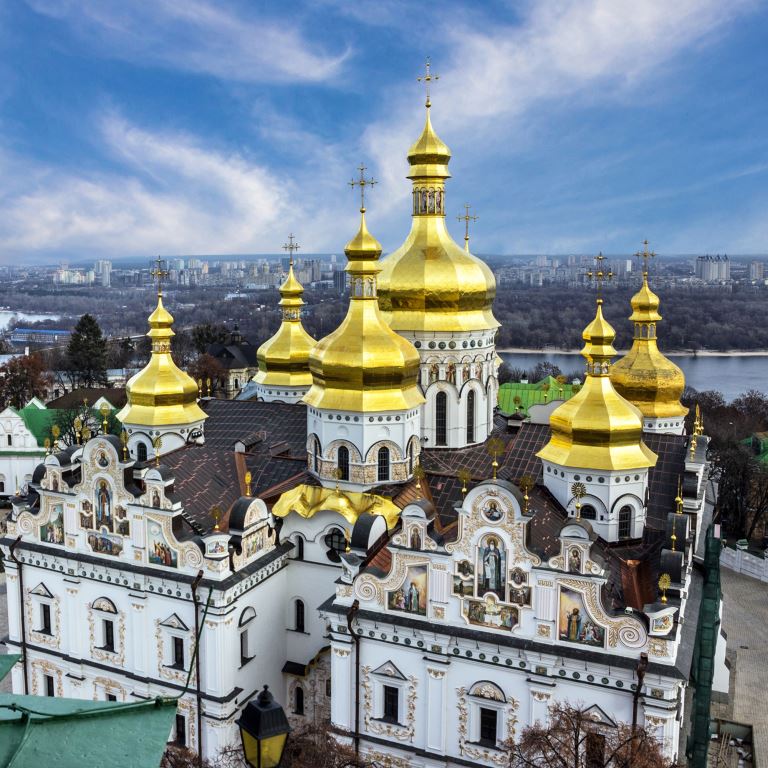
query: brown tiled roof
48 387 127 410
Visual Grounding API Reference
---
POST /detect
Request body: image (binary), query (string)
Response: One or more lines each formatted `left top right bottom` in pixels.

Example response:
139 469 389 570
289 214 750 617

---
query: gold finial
571 481 587 519
457 469 471 497
417 57 439 107
635 239 656 278
658 573 671 604
520 476 534 515
44 437 51 454
197 378 203 397
586 252 614 301
412 463 426 497
150 256 169 297
282 233 300 268
100 402 111 433
206 377 212 397
671 515 677 552
244 470 252 497
120 430 128 461
82 425 91 442
486 437 505 480
333 467 343 494
51 424 60 451
73 416 82 445
457 203 478 251
675 476 683 515
153 435 162 465
349 163 377 212
211 505 222 531
689 433 697 460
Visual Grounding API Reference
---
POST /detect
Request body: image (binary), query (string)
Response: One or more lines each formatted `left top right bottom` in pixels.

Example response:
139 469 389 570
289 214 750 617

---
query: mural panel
148 521 178 568
387 564 427 615
40 504 64 545
477 535 506 600
558 586 605 647
95 480 113 532
482 500 503 523
87 531 123 556
466 595 518 631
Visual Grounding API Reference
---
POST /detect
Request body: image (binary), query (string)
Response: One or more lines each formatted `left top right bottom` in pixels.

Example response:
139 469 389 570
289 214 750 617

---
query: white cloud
25 0 350 83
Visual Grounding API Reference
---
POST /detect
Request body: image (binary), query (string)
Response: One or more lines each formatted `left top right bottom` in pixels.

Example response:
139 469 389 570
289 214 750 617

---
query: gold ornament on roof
586 252 613 299
520 475 534 515
457 203 478 252
675 476 683 515
120 430 128 461
44 437 51 454
611 240 687 421
658 573 671 604
82 425 91 442
412 463 426 498
417 57 439 107
457 469 471 497
153 435 162 466
570 481 587 520
244 470 252 497
100 402 110 433
211 505 222 532
74 416 82 445
349 163 377 210
671 515 677 552
486 437 505 480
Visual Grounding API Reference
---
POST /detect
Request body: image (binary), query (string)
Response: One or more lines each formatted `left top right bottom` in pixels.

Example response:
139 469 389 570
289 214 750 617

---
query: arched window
466 390 476 444
313 438 320 473
295 599 305 633
581 504 597 520
136 442 148 463
294 536 304 561
377 447 390 482
435 391 447 446
618 505 632 539
324 527 346 563
239 607 256 665
408 443 414 474
337 446 349 481
294 686 304 715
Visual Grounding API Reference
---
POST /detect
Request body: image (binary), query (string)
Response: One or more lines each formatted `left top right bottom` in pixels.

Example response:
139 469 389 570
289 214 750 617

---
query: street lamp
236 686 291 768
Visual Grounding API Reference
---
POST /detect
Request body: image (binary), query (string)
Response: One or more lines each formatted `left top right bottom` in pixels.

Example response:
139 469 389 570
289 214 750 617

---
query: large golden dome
304 209 424 412
537 300 657 471
610 273 688 419
117 294 207 427
377 103 498 334
254 262 316 388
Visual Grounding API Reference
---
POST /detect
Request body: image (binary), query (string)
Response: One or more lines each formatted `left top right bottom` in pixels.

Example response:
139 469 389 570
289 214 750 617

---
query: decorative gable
159 613 189 631
372 661 407 680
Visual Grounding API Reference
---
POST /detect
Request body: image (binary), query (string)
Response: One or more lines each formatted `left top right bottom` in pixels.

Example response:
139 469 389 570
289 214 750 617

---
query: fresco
387 564 427 615
453 575 474 596
40 504 64 545
510 586 532 607
466 596 518 631
558 586 605 647
87 530 123 556
477 535 506 600
95 480 113 531
567 547 582 573
147 521 178 568
483 500 503 522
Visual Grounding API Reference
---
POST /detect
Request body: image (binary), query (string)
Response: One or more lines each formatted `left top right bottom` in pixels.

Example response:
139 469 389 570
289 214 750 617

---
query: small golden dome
378 104 498 334
611 274 687 419
304 209 424 412
254 263 317 389
537 300 657 471
118 294 207 428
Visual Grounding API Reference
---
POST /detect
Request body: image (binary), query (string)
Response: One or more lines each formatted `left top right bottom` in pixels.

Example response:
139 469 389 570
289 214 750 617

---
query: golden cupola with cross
304 168 424 491
610 241 688 435
252 235 317 404
117 260 207 461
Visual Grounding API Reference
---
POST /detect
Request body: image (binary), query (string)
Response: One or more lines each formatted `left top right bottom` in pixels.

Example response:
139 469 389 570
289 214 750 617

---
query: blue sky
0 0 767 263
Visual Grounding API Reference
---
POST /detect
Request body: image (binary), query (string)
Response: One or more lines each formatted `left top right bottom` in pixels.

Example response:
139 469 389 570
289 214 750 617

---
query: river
0 310 61 331
500 351 768 401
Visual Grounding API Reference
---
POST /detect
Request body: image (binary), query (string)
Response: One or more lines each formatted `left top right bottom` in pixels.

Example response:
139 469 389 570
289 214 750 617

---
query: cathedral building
0 71 725 767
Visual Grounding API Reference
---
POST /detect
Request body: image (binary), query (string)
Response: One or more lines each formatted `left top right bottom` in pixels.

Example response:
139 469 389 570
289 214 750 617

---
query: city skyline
0 1 767 263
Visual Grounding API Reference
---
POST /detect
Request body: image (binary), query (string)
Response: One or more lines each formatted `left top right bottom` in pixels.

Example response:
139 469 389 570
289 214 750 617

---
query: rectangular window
240 629 250 666
325 678 332 697
106 693 117 702
44 674 55 697
479 707 498 746
40 603 52 634
103 619 115 652
172 637 184 668
175 714 186 747
586 732 606 768
7 434 12 446
383 685 399 724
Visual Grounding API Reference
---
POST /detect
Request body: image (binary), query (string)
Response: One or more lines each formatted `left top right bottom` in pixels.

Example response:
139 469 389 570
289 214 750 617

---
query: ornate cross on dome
635 239 656 277
417 57 439 107
282 233 300 267
586 252 613 300
349 164 376 211
457 203 478 247
150 257 169 297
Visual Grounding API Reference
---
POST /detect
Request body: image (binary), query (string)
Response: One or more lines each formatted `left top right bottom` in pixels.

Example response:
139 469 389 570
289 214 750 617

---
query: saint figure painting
558 586 605 647
477 535 506 600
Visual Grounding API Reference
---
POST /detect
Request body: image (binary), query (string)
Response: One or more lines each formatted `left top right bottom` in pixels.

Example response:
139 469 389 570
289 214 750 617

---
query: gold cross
635 239 656 277
417 57 439 107
150 256 169 296
457 203 478 245
586 252 613 300
282 234 300 267
349 163 376 212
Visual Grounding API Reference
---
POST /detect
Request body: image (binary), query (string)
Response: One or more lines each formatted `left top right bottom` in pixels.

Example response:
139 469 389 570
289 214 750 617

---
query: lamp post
236 686 291 768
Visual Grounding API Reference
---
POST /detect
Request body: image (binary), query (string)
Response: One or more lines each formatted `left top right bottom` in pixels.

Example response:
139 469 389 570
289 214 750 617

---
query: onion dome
377 100 498 334
537 300 657 471
610 273 688 419
117 293 206 427
304 206 424 412
253 261 317 389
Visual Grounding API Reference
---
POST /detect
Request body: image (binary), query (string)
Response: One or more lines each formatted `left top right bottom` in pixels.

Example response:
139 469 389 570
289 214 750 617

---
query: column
330 638 353 731
425 664 447 753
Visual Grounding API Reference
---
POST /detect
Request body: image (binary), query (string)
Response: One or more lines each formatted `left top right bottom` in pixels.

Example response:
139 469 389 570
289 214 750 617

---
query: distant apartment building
749 260 764 282
94 259 112 287
696 254 730 282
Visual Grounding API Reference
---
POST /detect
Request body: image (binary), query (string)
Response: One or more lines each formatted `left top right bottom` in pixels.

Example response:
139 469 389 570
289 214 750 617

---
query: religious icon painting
509 567 527 587
40 504 65 545
510 586 532 607
94 480 113 532
482 500 504 523
558 586 605 648
453 575 473 597
387 564 427 616
476 534 506 600
567 547 583 574
147 522 178 568
86 531 123 557
465 595 518 631
456 559 474 578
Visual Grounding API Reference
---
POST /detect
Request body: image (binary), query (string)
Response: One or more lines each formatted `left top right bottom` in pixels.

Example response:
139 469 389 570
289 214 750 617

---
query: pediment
583 704 616 726
372 661 406 680
30 582 53 598
159 613 189 631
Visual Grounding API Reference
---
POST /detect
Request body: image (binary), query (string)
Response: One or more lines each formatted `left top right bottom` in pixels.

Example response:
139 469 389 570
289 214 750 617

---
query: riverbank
497 347 768 357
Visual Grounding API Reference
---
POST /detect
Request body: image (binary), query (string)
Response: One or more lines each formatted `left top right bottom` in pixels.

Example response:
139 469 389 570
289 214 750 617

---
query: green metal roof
498 376 579 417
16 406 57 447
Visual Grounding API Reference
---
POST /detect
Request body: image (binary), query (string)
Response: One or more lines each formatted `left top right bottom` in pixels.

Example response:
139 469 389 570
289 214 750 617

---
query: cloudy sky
0 0 766 263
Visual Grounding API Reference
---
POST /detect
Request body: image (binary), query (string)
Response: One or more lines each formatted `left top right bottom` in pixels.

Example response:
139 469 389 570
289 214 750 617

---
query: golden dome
537 300 657 471
304 209 425 412
377 103 498 334
611 273 687 419
117 293 207 428
254 262 317 388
